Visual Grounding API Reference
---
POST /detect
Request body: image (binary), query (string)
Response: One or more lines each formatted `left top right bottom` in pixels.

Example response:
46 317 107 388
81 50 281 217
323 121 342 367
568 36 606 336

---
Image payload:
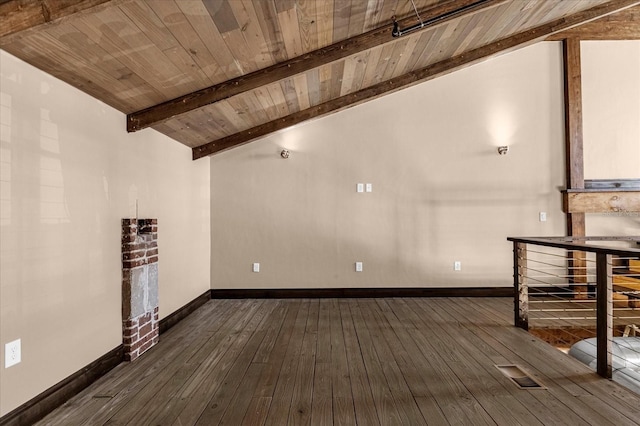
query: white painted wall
210 43 568 290
582 40 640 235
0 51 210 415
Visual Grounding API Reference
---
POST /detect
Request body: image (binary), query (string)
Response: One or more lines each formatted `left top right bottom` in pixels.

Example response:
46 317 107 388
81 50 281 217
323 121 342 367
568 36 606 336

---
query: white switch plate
5 339 21 368
356 183 364 193
365 183 373 193
252 263 260 273
539 212 547 222
355 262 363 272
454 261 462 271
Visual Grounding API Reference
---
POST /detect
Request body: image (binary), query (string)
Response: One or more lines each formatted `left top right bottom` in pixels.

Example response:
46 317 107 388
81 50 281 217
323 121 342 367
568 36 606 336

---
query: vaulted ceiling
1 0 639 159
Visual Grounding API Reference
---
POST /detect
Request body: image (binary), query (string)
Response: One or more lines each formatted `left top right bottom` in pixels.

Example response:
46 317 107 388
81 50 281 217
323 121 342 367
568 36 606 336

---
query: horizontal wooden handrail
507 236 640 257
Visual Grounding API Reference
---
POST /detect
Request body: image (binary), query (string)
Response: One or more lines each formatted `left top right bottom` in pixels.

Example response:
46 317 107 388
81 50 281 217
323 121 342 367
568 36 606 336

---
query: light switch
252 263 260 273
357 183 364 193
539 212 547 222
355 262 363 272
365 183 372 193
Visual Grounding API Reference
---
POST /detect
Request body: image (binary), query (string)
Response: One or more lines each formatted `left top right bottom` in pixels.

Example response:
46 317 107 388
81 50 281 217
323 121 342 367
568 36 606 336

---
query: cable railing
507 236 640 391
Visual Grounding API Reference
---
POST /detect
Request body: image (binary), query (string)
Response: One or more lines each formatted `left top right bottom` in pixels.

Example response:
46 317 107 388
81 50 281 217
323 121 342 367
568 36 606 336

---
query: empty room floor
37 297 640 425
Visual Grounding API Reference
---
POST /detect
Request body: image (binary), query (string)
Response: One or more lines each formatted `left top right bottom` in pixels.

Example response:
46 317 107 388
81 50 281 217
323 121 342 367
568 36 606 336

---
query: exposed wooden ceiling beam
193 0 640 160
547 5 640 40
127 0 507 132
0 0 114 39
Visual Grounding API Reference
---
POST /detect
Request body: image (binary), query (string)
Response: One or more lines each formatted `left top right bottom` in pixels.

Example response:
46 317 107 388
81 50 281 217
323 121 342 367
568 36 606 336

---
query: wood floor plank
396 298 585 426
332 397 356 426
310 362 333 426
471 297 640 413
419 298 596 399
413 396 450 426
132 301 261 425
315 299 332 364
360 299 449 426
411 299 545 425
263 300 310 425
45 300 239 425
288 299 319 425
384 298 496 425
217 363 266 425
328 299 357 426
253 300 302 398
187 301 277 425
89 300 253 426
36 297 640 426
241 396 271 426
310 300 333 426
252 300 290 363
436 298 640 426
166 300 273 425
355 299 428 425
343 300 402 425
379 301 479 425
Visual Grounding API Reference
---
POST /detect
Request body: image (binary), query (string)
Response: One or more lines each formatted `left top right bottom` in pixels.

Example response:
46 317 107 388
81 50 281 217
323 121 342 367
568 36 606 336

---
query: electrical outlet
454 261 462 271
252 263 260 273
365 183 373 193
5 339 21 368
539 212 547 222
355 262 363 272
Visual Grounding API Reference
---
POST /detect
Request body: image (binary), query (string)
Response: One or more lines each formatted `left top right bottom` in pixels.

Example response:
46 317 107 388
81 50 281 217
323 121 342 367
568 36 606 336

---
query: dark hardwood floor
36 297 640 425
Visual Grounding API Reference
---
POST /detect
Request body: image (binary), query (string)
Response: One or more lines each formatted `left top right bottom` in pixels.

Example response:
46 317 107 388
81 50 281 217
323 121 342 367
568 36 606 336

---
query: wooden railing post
569 250 589 299
514 242 529 330
596 253 613 379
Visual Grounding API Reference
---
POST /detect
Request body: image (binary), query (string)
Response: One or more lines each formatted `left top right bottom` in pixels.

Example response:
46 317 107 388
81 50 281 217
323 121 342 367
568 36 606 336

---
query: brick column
121 218 159 361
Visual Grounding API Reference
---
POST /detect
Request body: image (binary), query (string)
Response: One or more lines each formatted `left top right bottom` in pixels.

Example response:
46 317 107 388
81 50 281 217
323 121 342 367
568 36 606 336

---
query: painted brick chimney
121 218 159 361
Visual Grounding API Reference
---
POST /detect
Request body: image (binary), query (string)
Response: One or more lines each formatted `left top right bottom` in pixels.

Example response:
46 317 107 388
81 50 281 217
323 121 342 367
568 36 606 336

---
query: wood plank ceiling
1 0 639 159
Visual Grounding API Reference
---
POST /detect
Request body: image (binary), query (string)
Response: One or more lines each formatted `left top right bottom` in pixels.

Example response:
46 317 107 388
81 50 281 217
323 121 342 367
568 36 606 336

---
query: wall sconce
497 146 509 156
280 149 290 159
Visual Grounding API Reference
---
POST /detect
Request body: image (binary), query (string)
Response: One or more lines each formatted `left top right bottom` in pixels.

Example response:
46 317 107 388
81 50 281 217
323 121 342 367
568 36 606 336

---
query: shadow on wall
0 54 125 416
208 42 572 290
209 140 561 289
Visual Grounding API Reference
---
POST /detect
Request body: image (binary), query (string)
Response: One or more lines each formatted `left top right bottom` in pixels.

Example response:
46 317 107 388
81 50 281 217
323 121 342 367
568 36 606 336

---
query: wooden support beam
547 5 640 40
562 36 588 298
0 0 113 39
565 211 587 297
126 0 506 132
193 0 640 159
563 190 640 213
563 37 585 191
